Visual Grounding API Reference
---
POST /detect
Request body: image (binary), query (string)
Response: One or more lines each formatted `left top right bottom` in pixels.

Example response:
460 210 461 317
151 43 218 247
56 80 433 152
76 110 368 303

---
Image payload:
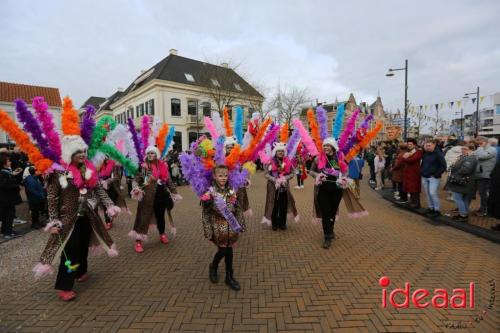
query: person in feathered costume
262 123 299 230
129 116 182 253
180 109 267 291
296 105 382 249
0 96 122 302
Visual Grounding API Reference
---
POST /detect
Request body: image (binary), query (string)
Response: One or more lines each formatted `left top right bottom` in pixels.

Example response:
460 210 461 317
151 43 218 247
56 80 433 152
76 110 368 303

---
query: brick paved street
0 173 499 333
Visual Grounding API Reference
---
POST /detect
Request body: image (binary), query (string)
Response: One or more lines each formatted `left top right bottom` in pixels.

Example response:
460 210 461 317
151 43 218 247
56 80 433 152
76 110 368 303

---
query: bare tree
268 84 311 126
409 103 429 136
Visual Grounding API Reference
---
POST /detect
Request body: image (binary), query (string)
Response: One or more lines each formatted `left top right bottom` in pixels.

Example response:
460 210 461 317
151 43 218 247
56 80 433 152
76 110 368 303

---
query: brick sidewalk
0 173 499 332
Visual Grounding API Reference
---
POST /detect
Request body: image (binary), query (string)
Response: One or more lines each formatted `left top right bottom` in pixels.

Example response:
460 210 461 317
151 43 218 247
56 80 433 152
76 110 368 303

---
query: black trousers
212 246 234 273
318 182 343 240
296 175 303 187
55 216 92 291
395 182 407 201
30 201 46 226
0 205 15 235
271 188 288 228
154 185 173 234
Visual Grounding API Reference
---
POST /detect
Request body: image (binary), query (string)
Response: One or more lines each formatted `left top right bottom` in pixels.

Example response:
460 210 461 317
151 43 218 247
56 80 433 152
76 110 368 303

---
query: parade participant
295 104 382 248
97 156 127 230
0 97 123 301
129 116 181 253
202 165 246 291
262 123 299 230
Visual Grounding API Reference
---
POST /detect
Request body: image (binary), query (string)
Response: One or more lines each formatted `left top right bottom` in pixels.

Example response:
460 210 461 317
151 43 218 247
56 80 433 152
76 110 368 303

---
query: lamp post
458 96 469 139
464 87 480 137
386 59 408 140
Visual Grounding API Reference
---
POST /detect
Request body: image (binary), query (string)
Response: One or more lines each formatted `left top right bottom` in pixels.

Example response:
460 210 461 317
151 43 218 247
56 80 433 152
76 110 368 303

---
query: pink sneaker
58 290 76 301
134 241 144 253
76 274 90 283
160 233 169 244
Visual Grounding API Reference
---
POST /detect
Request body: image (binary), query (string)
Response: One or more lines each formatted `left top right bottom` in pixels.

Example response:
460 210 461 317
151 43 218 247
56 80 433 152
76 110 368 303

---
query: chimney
169 48 178 56
117 87 124 92
221 62 229 68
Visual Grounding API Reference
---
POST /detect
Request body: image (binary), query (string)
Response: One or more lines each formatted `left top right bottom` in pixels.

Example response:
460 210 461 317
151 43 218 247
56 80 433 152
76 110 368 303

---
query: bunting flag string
472 97 476 105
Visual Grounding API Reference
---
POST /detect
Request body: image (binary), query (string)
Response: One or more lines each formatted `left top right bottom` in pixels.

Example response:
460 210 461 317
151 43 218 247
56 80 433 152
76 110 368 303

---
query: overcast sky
1 0 499 120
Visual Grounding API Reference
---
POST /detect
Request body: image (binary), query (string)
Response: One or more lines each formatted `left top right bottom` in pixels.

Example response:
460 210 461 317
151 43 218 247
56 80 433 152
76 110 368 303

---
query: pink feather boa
270 157 292 176
99 159 115 178
142 160 169 183
67 160 98 189
292 119 319 157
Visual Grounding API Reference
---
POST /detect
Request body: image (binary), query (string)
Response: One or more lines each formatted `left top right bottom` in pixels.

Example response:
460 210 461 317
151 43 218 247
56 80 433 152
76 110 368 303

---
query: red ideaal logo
379 276 475 309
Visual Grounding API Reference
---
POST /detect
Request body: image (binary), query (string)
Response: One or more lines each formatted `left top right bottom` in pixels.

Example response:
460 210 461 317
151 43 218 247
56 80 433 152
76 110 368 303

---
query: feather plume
156 123 169 154
179 152 211 197
214 136 226 165
316 106 329 140
250 123 279 161
234 106 244 145
32 97 61 162
128 118 144 163
229 167 249 190
211 110 224 136
162 126 175 158
204 116 219 141
292 119 319 157
306 108 322 152
88 116 115 159
61 96 80 135
280 122 289 143
223 106 233 136
224 145 241 170
286 128 301 157
239 118 272 163
98 143 138 176
80 105 96 145
332 103 345 139
15 99 59 162
338 108 360 152
345 121 383 162
0 110 53 173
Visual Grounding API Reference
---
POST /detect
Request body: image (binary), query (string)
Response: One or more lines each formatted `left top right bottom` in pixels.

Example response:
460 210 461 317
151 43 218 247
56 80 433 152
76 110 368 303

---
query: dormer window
211 78 220 87
184 73 195 82
234 83 242 91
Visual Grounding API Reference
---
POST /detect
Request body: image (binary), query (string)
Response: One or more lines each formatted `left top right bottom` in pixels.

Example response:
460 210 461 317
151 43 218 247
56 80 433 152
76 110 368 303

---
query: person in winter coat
444 141 464 200
0 153 23 239
488 160 500 230
23 166 47 229
402 138 423 208
444 143 477 222
391 144 408 202
348 155 365 197
421 140 447 217
374 148 386 190
473 136 497 216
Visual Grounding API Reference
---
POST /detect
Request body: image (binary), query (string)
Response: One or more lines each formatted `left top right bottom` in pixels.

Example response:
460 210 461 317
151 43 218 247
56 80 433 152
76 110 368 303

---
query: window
127 106 134 119
234 83 242 91
173 131 182 152
136 106 140 118
188 132 198 145
201 102 211 117
149 99 155 115
171 98 181 117
145 101 149 115
496 105 500 115
188 100 198 116
184 73 195 82
139 103 144 116
211 78 220 87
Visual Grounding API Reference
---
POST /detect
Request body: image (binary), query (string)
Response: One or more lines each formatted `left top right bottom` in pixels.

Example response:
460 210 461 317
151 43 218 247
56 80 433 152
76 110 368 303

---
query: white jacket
444 146 462 169
374 156 386 172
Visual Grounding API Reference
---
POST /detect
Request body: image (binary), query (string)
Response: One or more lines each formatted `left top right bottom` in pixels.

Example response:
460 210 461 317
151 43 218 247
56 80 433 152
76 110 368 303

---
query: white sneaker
13 218 27 225
300 186 304 189
294 186 300 189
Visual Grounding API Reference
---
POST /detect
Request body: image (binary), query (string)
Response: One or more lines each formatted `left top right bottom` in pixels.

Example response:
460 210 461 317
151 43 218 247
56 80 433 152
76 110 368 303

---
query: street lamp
464 87 480 137
386 59 408 140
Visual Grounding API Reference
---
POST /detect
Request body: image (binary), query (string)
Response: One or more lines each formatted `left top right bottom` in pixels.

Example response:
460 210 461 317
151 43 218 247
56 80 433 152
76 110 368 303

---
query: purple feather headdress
338 108 360 152
286 128 301 157
343 113 373 154
179 152 211 197
80 105 96 145
229 166 249 190
15 99 59 162
32 97 61 162
316 106 329 140
250 123 279 161
128 118 144 163
360 114 374 129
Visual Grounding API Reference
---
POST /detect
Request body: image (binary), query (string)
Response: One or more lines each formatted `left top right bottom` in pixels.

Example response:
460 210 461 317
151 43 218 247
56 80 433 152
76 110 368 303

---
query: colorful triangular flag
472 98 476 104
480 96 486 104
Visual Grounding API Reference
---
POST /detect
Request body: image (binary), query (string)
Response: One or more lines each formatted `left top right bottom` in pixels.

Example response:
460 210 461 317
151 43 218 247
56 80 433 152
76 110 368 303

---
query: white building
477 92 500 137
0 81 62 145
102 49 264 151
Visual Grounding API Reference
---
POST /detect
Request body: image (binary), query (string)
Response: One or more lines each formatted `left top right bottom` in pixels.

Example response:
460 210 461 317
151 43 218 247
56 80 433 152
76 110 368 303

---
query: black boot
209 263 218 283
225 270 241 291
322 238 332 249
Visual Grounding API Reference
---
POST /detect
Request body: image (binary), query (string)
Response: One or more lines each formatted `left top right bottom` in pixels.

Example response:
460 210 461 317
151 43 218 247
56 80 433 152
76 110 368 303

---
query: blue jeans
421 177 441 211
451 192 471 216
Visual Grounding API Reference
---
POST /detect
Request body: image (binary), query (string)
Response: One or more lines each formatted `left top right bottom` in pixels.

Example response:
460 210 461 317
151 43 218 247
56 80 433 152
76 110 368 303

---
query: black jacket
0 168 22 207
421 149 447 178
